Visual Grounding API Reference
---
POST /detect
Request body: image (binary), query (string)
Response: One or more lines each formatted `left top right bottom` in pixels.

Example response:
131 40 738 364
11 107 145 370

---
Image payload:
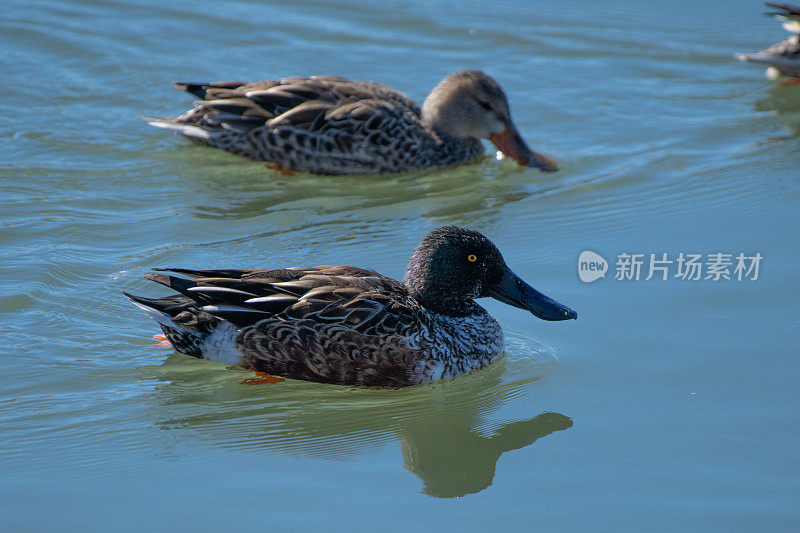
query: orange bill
489 126 558 172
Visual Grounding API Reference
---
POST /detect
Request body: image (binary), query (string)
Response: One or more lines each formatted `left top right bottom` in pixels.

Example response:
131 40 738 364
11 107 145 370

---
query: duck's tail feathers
144 116 212 143
766 3 800 20
123 292 198 335
124 291 241 363
152 267 251 279
735 50 800 76
143 271 196 293
172 81 246 99
735 51 769 63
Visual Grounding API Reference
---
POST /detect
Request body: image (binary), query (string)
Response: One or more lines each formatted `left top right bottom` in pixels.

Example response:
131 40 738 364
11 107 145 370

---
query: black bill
487 265 577 321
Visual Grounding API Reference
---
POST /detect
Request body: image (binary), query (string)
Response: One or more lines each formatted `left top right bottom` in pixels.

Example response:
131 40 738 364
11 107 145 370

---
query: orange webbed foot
264 163 296 176
241 366 286 385
153 334 172 347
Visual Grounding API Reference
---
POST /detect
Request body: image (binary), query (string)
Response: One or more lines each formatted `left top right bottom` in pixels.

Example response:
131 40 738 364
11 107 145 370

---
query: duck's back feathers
149 75 482 175
140 266 412 328
126 266 428 385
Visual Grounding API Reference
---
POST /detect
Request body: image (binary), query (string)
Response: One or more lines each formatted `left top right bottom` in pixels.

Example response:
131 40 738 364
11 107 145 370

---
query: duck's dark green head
404 226 577 320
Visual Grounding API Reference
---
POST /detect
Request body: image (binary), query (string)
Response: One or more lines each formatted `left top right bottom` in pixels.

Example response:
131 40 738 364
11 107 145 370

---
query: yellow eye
467 254 477 262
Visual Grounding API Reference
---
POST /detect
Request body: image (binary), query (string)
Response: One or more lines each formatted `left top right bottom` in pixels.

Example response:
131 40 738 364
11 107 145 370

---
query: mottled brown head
421 70 558 171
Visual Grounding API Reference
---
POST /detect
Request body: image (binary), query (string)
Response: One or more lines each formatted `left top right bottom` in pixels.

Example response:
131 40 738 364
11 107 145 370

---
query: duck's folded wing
162 78 420 139
159 76 419 135
161 77 334 134
139 266 412 330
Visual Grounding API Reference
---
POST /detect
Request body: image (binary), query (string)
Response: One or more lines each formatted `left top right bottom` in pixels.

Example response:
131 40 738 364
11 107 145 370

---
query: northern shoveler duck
736 2 800 80
125 227 576 387
147 70 558 175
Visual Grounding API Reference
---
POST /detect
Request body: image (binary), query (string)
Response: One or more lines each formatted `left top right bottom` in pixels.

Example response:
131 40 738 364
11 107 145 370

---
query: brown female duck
148 70 558 175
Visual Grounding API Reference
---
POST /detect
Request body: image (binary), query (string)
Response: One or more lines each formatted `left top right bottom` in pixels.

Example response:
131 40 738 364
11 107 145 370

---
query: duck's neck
405 266 479 318
421 84 470 139
421 89 483 165
412 290 480 317
421 101 447 137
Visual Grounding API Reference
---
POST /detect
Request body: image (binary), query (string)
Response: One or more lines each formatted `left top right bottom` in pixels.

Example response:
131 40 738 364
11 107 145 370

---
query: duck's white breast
410 309 504 382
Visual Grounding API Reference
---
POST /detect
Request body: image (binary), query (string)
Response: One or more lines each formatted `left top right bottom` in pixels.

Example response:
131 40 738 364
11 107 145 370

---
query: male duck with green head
126 227 576 386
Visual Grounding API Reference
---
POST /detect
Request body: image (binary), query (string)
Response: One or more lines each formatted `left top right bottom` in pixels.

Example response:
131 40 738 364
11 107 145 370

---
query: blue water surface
1 0 798 531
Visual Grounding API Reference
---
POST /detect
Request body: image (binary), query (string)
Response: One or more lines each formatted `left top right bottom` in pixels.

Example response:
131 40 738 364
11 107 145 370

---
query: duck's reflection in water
182 156 562 224
755 83 800 138
400 412 572 497
148 351 572 498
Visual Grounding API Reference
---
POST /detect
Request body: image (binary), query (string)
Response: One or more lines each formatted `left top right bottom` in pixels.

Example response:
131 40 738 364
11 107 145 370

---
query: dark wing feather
173 81 248 99
153 267 252 278
139 266 414 330
766 2 800 20
170 77 345 130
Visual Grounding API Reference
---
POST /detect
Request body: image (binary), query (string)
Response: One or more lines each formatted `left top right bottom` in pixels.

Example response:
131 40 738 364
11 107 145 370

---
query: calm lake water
2 0 798 530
